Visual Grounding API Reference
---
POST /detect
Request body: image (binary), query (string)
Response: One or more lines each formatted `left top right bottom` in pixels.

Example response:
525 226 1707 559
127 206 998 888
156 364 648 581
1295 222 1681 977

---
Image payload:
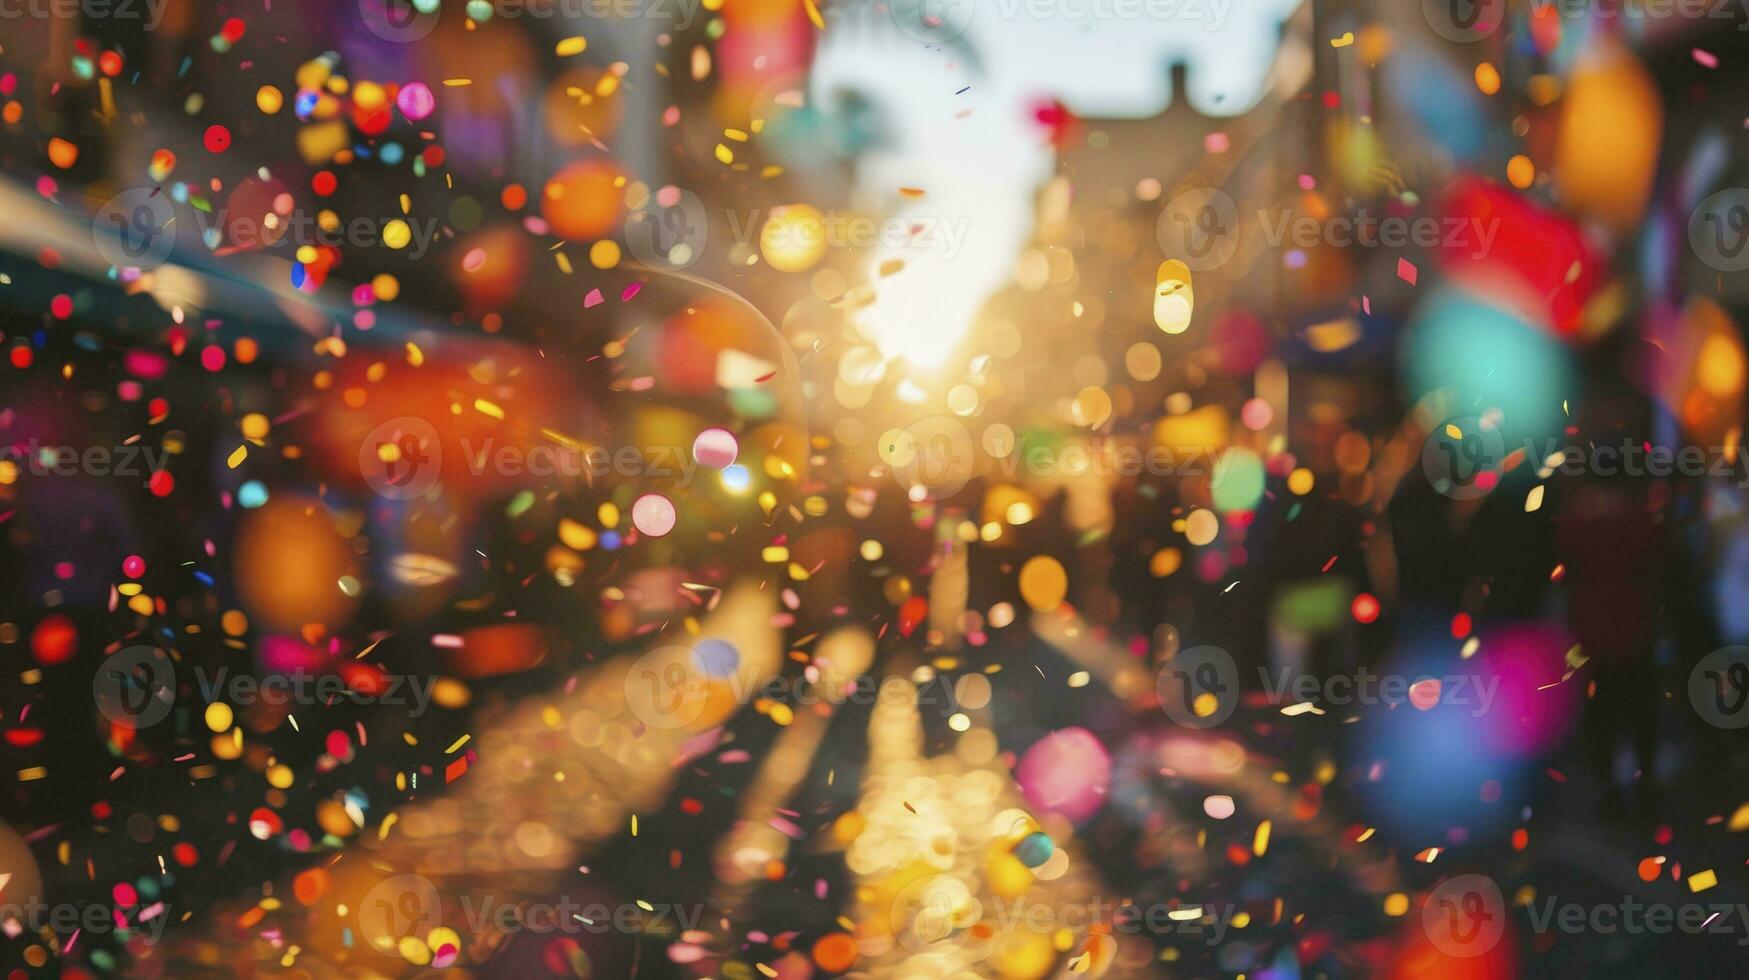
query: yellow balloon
1018 555 1068 611
1154 259 1194 334
992 930 1057 980
760 204 829 272
1554 40 1660 233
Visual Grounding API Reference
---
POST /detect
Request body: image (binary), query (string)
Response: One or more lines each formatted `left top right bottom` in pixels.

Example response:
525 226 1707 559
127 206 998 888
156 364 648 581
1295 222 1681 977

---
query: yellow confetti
444 734 471 754
803 0 825 29
227 445 247 468
1253 820 1271 857
1688 869 1718 893
555 36 587 57
473 398 504 420
1331 32 1355 47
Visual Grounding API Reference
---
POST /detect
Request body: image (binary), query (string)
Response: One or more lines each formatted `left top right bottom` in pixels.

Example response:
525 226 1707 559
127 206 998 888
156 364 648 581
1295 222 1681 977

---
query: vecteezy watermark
191 667 439 717
1255 209 1499 259
730 208 973 261
624 187 708 270
626 199 975 268
457 440 706 487
1423 875 1508 957
1421 416 1507 500
92 645 177 728
887 0 1234 44
1155 645 1499 728
880 414 1252 502
355 874 704 957
1690 188 1749 273
1154 188 1240 272
1423 0 1746 43
1156 189 1498 272
889 876 1238 958
0 897 173 945
1425 873 1749 956
622 644 963 729
360 416 442 500
93 646 440 728
1690 646 1749 729
93 189 442 274
0 440 172 487
358 415 744 500
1526 895 1749 946
0 0 169 28
358 0 703 44
1422 421 1749 499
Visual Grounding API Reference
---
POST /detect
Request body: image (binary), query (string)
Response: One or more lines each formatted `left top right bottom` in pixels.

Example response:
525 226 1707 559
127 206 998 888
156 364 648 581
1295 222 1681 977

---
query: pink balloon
1016 727 1111 824
632 493 677 537
692 428 739 469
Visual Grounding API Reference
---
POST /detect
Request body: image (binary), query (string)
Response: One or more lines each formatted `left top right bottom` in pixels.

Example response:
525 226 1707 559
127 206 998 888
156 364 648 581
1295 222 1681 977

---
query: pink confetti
1693 48 1718 68
1396 257 1418 286
584 288 604 308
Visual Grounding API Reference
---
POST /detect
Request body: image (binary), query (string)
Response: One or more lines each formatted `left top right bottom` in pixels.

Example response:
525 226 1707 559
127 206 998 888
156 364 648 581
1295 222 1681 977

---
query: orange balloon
233 499 361 633
811 932 858 972
541 160 626 241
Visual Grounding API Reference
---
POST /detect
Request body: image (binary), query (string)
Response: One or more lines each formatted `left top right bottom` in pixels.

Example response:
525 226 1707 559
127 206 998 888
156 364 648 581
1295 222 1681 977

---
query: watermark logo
0 440 172 486
885 416 977 500
622 645 963 728
624 187 708 270
623 645 712 730
890 0 977 43
1690 188 1749 273
1428 434 1749 499
93 645 176 728
886 0 1235 41
1155 645 1239 729
358 0 441 43
0 0 170 29
1690 646 1749 729
1426 0 1746 43
890 875 979 955
0 897 172 944
1156 188 1238 273
95 658 441 729
886 883 1240 956
93 189 178 273
1159 190 1501 272
358 874 442 953
1422 0 1507 41
360 0 702 42
1424 874 1506 957
1422 416 1504 500
356 873 704 950
360 416 442 500
94 189 442 271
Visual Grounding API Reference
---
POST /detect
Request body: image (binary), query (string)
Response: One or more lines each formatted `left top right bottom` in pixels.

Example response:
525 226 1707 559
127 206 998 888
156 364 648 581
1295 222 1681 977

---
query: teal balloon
1400 289 1574 446
1013 831 1055 869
